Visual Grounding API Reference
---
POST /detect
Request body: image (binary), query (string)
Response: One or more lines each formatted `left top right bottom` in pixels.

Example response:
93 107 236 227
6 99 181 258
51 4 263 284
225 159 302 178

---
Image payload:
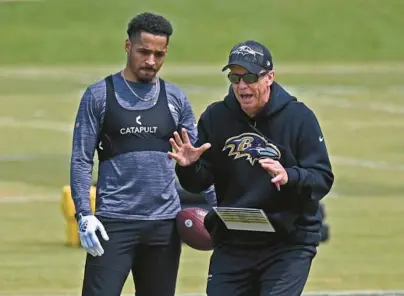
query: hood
224 81 297 121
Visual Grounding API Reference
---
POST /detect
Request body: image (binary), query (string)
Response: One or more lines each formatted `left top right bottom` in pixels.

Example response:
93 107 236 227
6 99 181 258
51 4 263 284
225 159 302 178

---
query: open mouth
240 94 253 101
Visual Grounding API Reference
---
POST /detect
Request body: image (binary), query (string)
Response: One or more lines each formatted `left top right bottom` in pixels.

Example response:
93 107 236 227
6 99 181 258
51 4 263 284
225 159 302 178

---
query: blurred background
0 0 403 295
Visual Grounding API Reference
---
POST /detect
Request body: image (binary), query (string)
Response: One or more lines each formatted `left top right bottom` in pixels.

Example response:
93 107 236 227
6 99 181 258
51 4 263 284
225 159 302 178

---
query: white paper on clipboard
213 207 275 232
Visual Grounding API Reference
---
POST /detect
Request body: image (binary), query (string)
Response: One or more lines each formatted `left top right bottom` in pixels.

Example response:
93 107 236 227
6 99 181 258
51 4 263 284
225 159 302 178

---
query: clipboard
213 207 275 232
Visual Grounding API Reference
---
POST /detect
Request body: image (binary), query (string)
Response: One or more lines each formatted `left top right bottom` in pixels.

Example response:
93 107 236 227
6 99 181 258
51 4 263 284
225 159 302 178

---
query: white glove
78 215 109 257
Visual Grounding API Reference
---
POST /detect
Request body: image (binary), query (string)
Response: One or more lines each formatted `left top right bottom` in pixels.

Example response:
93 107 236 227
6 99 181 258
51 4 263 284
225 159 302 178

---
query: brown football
176 207 213 251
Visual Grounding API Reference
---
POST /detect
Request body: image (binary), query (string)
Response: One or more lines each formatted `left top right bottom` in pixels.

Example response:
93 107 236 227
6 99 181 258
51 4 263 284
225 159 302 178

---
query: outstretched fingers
168 151 181 162
197 143 212 154
181 128 191 144
173 131 184 146
169 137 181 152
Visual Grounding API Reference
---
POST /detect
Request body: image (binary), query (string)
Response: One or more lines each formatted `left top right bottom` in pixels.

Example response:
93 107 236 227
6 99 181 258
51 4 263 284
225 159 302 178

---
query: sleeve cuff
176 161 200 174
75 210 92 222
186 161 200 171
285 167 300 186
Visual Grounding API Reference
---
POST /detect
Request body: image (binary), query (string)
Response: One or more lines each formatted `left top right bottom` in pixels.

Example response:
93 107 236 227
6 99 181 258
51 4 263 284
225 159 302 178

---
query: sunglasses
227 72 268 84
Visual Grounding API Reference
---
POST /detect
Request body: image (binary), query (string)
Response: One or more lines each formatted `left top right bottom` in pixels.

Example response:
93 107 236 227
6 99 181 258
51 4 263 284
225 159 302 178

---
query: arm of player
70 88 101 219
284 109 334 201
173 107 215 194
71 87 109 257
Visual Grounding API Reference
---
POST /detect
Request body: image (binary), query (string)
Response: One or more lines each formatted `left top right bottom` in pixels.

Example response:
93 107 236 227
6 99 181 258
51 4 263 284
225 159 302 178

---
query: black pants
81 217 181 296
206 242 317 296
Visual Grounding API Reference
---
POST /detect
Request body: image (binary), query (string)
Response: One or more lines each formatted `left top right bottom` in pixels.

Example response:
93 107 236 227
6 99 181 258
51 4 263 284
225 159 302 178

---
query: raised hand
168 128 211 167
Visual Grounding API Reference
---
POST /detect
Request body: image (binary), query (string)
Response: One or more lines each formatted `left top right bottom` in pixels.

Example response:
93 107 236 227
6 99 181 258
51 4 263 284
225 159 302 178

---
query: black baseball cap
222 40 273 74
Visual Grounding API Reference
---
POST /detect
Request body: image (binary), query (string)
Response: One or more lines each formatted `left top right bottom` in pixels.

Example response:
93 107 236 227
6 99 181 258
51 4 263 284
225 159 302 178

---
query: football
176 207 213 251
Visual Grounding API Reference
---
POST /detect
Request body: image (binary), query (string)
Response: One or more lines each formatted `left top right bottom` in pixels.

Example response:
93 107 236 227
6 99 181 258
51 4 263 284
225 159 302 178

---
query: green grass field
0 0 403 294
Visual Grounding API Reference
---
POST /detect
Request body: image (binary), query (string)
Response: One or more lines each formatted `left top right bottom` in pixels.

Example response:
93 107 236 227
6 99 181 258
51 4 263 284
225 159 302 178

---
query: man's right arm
70 87 103 219
175 109 214 193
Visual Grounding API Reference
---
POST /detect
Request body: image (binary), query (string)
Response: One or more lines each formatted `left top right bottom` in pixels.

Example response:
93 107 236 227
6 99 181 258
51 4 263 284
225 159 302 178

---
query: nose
238 78 248 89
145 54 156 66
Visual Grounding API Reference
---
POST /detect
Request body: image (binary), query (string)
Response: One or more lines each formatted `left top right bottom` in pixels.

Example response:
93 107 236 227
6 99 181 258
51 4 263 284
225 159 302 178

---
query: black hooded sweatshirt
176 82 334 247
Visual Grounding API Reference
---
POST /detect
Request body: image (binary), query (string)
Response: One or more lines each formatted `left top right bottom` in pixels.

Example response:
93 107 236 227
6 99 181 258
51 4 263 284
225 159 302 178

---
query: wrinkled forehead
132 31 168 51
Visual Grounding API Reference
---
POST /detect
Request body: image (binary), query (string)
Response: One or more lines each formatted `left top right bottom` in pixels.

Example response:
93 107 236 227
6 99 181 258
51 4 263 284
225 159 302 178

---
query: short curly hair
127 12 173 44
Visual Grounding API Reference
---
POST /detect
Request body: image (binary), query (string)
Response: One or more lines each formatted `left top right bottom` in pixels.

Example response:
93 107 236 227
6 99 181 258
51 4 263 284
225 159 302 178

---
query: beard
136 68 157 84
137 76 154 84
126 53 159 83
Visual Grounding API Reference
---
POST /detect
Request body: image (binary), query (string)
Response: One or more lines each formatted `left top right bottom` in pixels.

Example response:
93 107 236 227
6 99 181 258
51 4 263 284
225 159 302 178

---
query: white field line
331 156 404 172
322 120 404 128
0 116 72 132
305 97 404 115
313 97 404 114
1 63 404 78
0 195 57 203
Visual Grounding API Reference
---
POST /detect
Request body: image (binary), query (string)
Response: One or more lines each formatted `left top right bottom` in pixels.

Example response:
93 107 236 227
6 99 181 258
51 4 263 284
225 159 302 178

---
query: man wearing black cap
169 40 334 296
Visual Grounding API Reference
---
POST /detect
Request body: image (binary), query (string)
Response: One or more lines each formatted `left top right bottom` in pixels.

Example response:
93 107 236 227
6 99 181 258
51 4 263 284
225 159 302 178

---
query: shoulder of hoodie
271 82 316 121
199 100 228 122
281 96 321 130
284 97 316 119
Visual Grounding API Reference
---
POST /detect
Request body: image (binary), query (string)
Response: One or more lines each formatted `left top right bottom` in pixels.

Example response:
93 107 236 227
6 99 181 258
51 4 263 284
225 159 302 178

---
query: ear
125 39 131 54
266 71 275 87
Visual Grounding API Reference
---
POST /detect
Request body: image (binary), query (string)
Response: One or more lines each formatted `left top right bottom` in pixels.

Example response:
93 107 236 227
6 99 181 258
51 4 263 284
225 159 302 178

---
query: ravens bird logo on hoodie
223 132 281 166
